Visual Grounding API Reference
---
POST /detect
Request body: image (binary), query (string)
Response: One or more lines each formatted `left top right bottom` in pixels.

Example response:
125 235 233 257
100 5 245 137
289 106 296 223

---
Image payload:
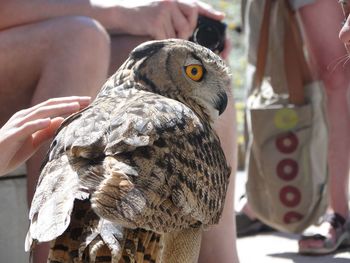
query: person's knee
32 16 110 102
40 16 111 96
52 16 111 62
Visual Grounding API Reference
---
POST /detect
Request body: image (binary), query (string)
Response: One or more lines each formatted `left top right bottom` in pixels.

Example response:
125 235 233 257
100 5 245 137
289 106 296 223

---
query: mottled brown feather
26 39 231 263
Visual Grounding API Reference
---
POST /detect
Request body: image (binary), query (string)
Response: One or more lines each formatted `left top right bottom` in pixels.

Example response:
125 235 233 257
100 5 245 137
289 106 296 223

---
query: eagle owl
26 39 231 263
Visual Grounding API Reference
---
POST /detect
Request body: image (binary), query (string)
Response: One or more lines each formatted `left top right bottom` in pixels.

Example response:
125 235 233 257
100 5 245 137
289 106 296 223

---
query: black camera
189 16 226 53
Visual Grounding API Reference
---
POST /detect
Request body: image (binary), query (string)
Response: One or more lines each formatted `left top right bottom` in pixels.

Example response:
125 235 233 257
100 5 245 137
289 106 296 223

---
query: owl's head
126 39 231 121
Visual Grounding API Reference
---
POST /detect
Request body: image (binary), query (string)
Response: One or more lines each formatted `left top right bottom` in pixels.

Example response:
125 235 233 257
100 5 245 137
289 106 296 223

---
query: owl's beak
215 91 228 115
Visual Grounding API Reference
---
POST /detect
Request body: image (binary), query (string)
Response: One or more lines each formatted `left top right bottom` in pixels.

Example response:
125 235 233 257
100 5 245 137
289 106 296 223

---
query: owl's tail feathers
79 227 162 263
25 155 87 253
46 205 163 263
121 228 162 263
47 200 126 263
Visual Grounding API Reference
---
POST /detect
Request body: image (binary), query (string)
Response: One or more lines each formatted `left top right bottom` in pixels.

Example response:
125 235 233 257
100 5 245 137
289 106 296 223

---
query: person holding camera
0 1 238 262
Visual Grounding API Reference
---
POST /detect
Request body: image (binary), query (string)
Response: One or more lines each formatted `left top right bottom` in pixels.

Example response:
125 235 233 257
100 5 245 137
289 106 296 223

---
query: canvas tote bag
245 0 329 233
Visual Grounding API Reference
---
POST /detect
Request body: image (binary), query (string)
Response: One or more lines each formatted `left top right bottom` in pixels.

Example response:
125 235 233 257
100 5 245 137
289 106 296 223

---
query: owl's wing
26 89 229 250
26 92 120 249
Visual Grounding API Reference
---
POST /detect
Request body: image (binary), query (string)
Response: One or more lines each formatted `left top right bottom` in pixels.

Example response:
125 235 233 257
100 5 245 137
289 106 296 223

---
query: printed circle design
276 132 299 154
274 108 298 130
276 159 299 181
279 186 301 207
283 211 304 224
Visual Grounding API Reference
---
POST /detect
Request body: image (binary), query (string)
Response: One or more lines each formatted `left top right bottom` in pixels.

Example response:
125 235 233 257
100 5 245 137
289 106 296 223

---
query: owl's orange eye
185 64 204 81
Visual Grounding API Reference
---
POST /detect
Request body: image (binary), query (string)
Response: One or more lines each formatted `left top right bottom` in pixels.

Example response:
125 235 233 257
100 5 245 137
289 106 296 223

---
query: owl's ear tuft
131 41 166 60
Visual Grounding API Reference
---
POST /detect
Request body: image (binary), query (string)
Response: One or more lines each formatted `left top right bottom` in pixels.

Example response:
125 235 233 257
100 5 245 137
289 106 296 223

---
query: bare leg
299 0 350 219
198 93 239 263
297 0 350 250
0 16 111 263
0 16 110 126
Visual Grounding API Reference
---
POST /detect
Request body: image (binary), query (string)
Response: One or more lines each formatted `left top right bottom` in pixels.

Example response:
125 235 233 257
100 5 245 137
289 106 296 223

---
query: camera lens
189 16 226 53
193 25 220 51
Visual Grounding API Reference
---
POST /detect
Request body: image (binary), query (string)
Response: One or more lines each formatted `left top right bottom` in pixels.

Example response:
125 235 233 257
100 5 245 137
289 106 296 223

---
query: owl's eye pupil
191 67 198 75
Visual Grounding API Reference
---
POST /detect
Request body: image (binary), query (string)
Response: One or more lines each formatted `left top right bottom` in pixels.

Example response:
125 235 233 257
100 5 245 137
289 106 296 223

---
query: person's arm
0 0 224 40
0 96 91 176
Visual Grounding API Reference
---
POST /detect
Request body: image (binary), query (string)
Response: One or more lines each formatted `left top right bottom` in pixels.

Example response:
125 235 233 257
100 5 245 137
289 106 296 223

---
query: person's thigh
0 16 110 126
298 0 350 85
298 0 350 216
0 22 45 125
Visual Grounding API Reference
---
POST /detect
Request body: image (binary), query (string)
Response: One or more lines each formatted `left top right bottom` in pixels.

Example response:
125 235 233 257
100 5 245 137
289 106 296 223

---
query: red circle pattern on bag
275 130 304 224
279 185 301 207
275 132 298 153
283 211 304 224
276 158 298 181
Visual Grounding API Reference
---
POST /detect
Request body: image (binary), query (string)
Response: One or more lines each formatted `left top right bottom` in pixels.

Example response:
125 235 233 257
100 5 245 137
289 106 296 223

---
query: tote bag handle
254 0 312 105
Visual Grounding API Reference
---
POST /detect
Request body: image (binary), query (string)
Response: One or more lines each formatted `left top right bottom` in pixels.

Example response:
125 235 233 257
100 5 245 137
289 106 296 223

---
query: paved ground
235 171 350 263
237 231 350 263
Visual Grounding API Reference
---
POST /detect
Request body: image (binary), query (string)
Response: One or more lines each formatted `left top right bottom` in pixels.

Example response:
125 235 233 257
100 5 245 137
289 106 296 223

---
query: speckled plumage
26 39 231 263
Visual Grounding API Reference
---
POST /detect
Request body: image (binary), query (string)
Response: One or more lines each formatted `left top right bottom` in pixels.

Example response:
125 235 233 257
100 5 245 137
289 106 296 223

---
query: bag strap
254 0 312 105
254 0 272 89
283 1 311 105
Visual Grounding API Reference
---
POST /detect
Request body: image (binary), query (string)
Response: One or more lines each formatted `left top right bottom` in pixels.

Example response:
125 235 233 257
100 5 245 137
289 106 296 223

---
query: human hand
0 96 91 176
112 0 225 40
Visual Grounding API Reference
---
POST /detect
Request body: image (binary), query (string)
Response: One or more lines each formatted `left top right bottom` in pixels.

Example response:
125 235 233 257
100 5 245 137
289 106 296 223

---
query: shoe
299 213 350 255
236 211 275 237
